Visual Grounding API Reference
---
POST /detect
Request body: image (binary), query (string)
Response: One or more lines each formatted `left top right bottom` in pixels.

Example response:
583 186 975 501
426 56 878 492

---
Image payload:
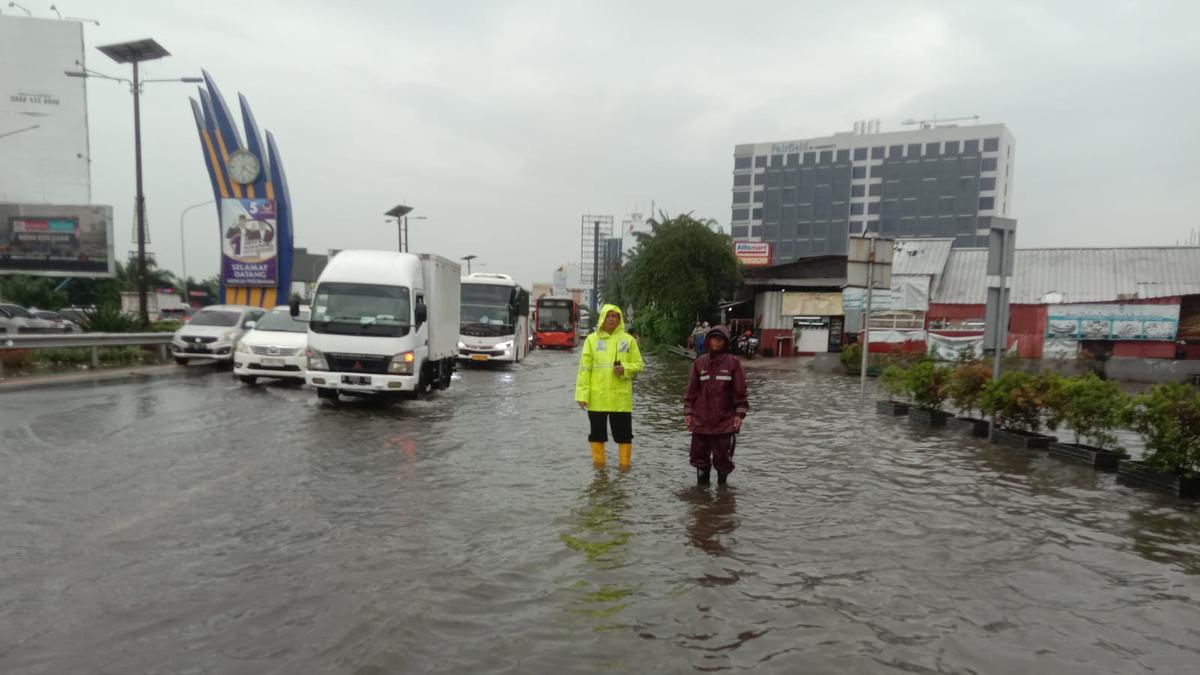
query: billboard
734 241 772 267
1045 304 1179 341
221 198 278 286
0 202 113 276
0 16 90 205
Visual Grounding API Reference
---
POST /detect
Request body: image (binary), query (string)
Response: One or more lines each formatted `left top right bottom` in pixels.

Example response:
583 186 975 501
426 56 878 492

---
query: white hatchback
171 305 264 364
233 306 310 384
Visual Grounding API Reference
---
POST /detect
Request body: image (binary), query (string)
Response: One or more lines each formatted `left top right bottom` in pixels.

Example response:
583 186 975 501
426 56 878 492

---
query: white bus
457 273 531 363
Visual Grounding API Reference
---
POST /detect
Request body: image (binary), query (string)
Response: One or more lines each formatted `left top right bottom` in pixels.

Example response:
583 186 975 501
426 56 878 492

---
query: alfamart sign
734 242 771 267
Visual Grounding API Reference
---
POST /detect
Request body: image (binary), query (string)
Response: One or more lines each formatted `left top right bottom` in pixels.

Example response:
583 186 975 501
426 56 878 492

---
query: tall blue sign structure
189 71 293 307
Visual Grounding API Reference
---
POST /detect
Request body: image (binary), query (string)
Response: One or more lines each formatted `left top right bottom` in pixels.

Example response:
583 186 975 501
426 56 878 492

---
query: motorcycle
736 332 759 358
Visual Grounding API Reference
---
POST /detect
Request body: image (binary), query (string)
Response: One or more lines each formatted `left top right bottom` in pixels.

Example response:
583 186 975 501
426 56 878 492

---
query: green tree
621 212 741 347
0 275 69 309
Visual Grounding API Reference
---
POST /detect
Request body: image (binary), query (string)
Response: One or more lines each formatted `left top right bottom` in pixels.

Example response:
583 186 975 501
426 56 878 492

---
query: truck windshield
311 283 411 337
461 283 513 329
537 300 573 332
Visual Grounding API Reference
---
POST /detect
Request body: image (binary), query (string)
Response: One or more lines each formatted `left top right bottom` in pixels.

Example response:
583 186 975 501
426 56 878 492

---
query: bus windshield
461 283 514 331
311 282 411 337
537 300 574 332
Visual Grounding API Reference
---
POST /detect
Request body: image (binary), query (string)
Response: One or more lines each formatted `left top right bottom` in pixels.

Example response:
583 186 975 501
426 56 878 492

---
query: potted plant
876 364 911 415
904 360 953 426
980 371 1058 449
840 342 863 376
1120 383 1200 497
945 361 992 437
1043 374 1130 471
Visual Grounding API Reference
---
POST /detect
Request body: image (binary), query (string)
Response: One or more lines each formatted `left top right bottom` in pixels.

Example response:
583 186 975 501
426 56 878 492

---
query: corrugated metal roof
892 238 955 277
934 247 1200 305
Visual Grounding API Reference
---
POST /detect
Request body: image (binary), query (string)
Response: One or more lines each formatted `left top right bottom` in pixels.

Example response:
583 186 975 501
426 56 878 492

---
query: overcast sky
39 0 1200 286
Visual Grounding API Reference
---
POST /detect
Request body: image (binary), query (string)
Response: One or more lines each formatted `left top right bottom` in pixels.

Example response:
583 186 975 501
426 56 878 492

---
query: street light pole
461 254 477 275
179 200 214 302
83 38 200 325
132 60 148 324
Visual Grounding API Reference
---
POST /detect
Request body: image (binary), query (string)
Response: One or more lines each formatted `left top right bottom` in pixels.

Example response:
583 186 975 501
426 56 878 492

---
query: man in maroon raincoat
684 325 749 485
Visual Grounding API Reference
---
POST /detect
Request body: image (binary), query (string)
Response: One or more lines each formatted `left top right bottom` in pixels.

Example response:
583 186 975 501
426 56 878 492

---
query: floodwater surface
1 352 1198 673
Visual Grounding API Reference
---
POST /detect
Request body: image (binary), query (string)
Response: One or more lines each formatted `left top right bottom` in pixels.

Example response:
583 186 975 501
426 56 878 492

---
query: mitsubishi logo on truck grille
352 361 363 370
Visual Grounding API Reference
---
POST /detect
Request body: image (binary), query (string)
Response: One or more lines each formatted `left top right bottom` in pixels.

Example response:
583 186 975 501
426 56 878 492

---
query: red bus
533 296 578 349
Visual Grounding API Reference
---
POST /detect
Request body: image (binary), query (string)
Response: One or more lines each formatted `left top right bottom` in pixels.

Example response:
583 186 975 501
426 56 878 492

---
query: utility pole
859 235 875 402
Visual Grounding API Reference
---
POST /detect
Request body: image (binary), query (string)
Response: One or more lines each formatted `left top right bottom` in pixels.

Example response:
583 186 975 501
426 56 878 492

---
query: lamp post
385 204 413 252
67 39 201 324
461 254 477 275
179 200 214 302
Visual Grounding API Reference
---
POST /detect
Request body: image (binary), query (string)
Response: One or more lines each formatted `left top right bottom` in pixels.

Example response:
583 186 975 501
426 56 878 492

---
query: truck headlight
389 351 415 374
306 347 329 371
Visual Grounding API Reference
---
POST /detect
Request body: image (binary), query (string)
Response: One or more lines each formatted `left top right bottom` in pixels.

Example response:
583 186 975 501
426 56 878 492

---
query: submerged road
1 352 1199 673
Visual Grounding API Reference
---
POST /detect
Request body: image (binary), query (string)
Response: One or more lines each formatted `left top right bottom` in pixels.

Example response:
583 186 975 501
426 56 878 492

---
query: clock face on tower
227 150 261 184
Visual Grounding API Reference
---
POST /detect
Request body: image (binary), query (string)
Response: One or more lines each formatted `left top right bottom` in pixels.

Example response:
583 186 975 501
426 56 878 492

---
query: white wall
0 16 91 205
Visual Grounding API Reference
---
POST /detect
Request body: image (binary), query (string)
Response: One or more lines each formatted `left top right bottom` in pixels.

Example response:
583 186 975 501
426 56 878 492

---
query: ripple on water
0 351 1199 674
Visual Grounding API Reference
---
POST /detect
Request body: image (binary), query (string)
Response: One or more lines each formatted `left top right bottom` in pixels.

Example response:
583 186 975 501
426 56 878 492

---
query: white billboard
0 16 91 205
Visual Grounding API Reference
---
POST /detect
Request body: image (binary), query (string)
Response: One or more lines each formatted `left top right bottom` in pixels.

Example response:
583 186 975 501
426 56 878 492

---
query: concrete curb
0 362 225 394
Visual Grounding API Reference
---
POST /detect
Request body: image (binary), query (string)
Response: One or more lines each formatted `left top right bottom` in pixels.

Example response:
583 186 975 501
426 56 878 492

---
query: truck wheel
238 375 257 385
174 357 188 366
316 387 338 400
437 360 452 389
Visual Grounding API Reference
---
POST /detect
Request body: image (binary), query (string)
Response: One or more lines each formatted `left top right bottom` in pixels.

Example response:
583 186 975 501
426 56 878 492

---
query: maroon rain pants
690 433 736 474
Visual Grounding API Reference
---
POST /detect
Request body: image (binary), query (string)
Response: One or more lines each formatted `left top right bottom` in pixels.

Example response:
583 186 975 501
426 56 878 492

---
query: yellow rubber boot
590 442 606 467
618 443 632 470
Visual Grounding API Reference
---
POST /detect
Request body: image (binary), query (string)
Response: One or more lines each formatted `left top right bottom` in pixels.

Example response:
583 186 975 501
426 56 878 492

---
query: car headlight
389 351 415 374
236 341 250 354
306 347 329 371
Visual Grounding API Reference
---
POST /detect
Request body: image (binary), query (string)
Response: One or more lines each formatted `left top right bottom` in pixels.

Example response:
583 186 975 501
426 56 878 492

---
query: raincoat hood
597 304 626 336
706 324 731 343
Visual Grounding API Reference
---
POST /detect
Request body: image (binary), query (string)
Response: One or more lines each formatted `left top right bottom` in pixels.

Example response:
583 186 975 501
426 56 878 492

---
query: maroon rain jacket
684 325 749 435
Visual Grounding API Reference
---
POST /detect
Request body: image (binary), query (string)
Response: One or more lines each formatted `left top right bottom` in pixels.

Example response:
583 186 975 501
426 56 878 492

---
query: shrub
1 348 34 371
840 343 863 375
946 362 992 418
981 371 1056 433
903 360 950 411
1045 374 1128 450
1125 383 1200 476
80 305 139 333
148 320 183 332
880 365 909 402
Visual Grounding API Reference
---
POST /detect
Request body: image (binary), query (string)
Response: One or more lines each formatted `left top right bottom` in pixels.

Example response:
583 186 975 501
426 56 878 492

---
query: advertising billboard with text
221 198 278 286
0 16 90 205
0 202 114 276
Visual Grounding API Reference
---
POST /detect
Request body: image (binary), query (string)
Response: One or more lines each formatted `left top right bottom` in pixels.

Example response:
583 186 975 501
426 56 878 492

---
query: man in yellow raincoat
575 304 644 469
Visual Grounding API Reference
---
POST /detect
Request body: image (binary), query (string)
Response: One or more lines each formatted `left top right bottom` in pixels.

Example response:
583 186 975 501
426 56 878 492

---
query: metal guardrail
0 332 175 378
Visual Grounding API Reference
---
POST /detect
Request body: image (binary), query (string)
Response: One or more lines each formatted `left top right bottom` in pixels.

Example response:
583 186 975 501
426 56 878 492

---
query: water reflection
677 485 739 558
560 469 636 630
1126 505 1200 575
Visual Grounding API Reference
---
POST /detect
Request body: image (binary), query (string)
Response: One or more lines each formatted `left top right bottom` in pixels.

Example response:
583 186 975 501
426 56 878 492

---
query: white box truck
295 250 461 400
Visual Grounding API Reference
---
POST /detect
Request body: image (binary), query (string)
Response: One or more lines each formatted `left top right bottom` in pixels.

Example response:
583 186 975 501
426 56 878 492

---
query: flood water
2 351 1199 673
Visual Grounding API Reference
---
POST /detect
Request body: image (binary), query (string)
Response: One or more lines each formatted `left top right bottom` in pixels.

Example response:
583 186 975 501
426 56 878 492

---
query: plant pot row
875 399 1200 498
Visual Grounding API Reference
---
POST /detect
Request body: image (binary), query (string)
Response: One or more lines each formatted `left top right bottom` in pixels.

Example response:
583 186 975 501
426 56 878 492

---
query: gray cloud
70 0 1200 288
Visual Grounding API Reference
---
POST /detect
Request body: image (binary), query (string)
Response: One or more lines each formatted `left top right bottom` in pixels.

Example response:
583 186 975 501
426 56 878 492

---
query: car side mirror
243 320 256 330
289 299 300 317
415 302 428 324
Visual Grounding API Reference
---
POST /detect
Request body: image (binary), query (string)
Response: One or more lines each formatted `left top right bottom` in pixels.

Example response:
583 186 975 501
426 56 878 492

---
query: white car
171 305 265 365
0 304 56 333
234 306 310 384
30 310 82 333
